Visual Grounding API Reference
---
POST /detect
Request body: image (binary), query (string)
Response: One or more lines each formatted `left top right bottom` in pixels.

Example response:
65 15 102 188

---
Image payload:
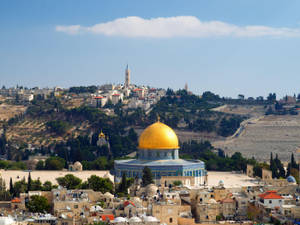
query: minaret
184 83 188 92
125 64 130 88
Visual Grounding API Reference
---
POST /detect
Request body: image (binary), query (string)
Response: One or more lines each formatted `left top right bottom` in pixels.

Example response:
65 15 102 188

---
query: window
74 205 78 209
269 200 272 204
169 218 173 223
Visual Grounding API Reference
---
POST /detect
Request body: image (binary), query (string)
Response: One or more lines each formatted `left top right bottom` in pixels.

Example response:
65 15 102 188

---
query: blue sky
1 0 300 98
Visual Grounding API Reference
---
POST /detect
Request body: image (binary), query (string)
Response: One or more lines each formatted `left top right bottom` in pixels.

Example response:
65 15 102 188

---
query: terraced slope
5 119 92 147
213 114 300 162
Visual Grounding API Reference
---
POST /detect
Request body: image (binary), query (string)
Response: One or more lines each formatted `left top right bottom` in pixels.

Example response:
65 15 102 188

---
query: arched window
169 218 173 223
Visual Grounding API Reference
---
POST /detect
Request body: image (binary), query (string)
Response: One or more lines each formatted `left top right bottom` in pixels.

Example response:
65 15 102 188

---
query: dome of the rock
138 121 179 150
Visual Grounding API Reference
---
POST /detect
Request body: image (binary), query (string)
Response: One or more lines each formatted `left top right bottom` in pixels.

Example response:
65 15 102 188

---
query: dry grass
5 118 91 147
0 104 27 121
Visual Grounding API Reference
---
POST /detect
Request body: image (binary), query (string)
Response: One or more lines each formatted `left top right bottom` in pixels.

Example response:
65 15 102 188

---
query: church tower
125 64 130 88
184 83 188 92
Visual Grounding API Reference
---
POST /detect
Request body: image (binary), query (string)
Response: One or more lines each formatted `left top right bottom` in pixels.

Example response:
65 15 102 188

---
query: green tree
142 167 154 187
46 120 70 135
56 174 82 189
13 178 27 197
44 157 65 170
87 175 113 193
35 160 44 170
173 180 182 186
31 179 43 191
27 172 32 192
128 128 138 143
291 153 298 169
0 177 11 201
117 173 128 194
267 93 276 103
27 195 50 213
9 178 14 196
42 181 53 191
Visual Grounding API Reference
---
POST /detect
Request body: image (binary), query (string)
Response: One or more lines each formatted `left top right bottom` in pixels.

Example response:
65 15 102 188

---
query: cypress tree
142 167 154 187
270 153 277 178
9 178 14 196
291 153 297 169
27 172 32 192
287 163 291 177
270 152 273 167
119 173 128 194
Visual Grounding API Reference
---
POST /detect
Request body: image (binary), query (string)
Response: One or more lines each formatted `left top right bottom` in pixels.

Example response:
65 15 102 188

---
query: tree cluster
26 195 51 213
180 141 257 172
270 153 286 179
115 173 134 197
36 157 66 170
286 153 299 183
9 175 57 197
56 174 114 193
46 120 70 136
69 86 97 94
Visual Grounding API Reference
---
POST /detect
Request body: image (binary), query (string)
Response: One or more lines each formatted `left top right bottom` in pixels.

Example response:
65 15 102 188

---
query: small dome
72 161 82 171
144 216 158 222
131 197 142 204
129 217 142 223
104 192 114 198
138 121 179 150
0 217 14 225
74 161 82 166
90 205 103 212
208 199 217 204
287 176 296 183
146 184 158 196
114 217 127 223
219 180 224 186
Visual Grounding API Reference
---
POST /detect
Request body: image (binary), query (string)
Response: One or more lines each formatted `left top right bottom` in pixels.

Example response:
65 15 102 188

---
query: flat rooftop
207 171 258 188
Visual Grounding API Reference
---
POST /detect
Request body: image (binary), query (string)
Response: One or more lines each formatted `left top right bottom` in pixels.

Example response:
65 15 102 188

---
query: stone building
195 199 220 223
68 161 83 171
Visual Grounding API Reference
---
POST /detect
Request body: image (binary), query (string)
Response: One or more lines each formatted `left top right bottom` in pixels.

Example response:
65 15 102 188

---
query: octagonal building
114 120 206 186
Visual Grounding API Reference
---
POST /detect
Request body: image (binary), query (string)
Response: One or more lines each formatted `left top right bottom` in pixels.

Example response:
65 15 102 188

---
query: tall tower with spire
125 64 130 88
184 83 188 92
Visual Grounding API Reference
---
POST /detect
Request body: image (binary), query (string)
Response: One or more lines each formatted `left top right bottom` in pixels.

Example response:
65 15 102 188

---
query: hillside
0 90 247 149
213 114 300 162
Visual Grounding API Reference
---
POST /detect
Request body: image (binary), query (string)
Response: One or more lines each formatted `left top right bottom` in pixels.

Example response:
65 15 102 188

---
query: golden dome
99 130 105 138
138 121 179 150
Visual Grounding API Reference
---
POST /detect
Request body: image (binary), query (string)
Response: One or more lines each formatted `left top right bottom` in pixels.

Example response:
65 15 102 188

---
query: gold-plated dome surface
138 121 179 150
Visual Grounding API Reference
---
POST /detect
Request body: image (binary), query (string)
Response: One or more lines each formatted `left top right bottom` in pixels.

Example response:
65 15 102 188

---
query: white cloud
55 16 300 38
55 25 81 35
